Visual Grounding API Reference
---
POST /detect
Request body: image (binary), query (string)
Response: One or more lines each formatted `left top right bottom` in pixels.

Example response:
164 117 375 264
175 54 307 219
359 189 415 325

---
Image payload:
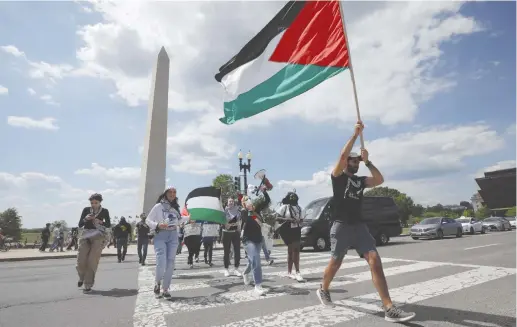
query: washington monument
139 47 170 215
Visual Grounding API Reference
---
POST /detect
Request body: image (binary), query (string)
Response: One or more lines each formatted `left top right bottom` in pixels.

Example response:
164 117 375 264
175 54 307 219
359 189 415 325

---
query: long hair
156 188 179 211
281 191 299 206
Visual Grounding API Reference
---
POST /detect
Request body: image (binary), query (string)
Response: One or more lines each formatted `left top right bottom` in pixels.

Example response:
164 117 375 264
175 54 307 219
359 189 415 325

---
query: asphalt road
0 231 515 327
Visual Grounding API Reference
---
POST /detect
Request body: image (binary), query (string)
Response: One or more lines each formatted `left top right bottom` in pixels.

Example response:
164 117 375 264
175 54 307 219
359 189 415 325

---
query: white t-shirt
276 204 302 228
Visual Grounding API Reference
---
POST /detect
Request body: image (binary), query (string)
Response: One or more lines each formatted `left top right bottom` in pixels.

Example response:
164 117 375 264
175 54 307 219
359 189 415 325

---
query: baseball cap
348 152 363 161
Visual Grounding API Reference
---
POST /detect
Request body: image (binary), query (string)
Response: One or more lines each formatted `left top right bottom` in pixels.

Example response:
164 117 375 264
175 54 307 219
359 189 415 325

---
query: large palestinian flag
215 0 350 125
185 187 226 224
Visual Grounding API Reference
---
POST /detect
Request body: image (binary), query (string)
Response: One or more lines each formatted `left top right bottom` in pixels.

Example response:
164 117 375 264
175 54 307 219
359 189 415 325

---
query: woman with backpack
275 191 305 282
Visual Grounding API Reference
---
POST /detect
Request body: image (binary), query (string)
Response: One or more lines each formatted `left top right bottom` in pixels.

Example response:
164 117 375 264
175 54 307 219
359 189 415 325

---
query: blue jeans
153 229 179 291
261 236 270 260
243 240 263 285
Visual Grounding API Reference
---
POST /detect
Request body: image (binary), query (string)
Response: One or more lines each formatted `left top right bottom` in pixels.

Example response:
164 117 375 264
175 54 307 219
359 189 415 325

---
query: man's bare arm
331 134 359 177
364 162 384 188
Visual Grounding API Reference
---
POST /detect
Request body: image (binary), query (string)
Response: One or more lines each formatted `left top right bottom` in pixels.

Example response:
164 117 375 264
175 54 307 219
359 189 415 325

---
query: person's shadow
88 288 138 298
335 301 515 327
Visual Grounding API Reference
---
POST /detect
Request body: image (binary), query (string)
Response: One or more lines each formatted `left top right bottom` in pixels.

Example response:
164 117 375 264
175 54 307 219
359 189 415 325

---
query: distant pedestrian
76 193 111 293
40 223 51 252
66 227 79 251
136 213 150 265
222 198 242 277
113 217 132 263
183 213 202 269
49 223 64 252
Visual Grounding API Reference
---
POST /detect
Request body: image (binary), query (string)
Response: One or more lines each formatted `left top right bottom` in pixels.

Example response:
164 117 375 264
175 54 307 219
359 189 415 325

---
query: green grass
21 232 40 243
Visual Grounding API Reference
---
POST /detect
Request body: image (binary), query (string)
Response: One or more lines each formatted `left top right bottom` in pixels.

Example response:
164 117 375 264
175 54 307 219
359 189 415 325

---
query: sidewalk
0 240 286 262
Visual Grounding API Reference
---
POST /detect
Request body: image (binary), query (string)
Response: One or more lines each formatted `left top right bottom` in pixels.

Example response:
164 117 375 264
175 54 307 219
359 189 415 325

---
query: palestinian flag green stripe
185 187 226 224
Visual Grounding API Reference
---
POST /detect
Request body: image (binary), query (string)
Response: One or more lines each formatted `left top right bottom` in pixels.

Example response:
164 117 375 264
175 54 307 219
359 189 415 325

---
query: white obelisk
139 47 169 215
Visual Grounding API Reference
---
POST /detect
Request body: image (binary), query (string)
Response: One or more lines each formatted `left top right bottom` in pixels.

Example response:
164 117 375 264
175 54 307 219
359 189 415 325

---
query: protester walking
66 227 79 251
261 223 274 265
114 217 132 263
276 191 304 282
39 223 51 252
222 198 242 277
49 223 64 252
316 121 415 323
146 186 185 299
183 215 202 269
136 213 150 265
76 193 111 292
240 187 271 296
201 221 219 266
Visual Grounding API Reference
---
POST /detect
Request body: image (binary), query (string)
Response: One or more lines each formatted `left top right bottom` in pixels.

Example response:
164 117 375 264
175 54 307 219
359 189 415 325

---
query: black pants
184 235 202 265
137 238 148 263
40 237 49 251
117 237 128 261
203 239 214 263
222 231 240 268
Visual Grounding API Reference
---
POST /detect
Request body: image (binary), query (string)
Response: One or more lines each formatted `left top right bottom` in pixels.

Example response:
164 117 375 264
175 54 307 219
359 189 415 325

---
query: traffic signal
234 176 241 193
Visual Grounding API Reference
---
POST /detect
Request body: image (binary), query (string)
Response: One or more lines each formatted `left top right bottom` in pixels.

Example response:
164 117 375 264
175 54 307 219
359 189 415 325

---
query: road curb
0 253 117 262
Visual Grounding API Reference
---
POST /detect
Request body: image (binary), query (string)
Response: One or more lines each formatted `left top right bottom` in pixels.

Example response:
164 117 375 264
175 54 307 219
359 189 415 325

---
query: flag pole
338 0 365 149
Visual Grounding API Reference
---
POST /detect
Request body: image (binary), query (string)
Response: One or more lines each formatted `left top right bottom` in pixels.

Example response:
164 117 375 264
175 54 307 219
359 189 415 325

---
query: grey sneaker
384 305 416 323
316 285 333 306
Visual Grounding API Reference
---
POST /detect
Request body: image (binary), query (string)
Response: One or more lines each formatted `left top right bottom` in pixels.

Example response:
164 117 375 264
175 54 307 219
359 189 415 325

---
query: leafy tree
505 206 516 217
364 187 414 224
462 209 474 217
0 208 23 241
411 204 424 218
460 201 473 210
475 205 491 219
52 220 68 231
212 174 238 206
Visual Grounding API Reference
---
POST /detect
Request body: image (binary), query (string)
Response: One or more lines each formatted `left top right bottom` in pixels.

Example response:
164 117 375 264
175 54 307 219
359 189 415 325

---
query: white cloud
278 123 506 205
1 44 74 84
7 116 59 130
39 94 60 106
0 170 140 227
0 85 8 95
74 163 141 180
506 123 516 135
27 87 36 96
0 45 25 58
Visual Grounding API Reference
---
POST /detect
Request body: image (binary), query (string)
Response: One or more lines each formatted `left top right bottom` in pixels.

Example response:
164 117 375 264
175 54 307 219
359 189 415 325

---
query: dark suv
300 196 402 251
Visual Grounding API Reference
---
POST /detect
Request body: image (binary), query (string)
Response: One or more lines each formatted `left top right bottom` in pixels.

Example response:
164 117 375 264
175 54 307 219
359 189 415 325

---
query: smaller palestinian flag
185 187 226 224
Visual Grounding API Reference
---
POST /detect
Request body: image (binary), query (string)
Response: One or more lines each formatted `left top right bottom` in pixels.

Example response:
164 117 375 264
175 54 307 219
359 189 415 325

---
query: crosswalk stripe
212 265 516 327
134 248 516 327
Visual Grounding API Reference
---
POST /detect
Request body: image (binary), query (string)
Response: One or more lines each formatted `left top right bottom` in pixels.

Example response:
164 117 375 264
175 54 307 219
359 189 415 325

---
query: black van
300 196 402 251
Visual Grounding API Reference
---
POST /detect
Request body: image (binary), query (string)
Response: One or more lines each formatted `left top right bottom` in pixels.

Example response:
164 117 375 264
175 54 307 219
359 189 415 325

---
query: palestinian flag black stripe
214 1 306 82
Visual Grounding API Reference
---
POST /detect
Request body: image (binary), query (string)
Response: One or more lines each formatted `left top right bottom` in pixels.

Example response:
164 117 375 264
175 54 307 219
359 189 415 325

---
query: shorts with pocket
330 221 377 261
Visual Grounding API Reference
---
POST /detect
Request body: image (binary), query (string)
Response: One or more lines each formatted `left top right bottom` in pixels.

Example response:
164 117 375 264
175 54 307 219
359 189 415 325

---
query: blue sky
0 1 515 228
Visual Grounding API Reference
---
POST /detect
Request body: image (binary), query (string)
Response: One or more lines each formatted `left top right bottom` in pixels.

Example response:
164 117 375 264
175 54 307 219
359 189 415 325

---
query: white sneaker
243 273 251 285
234 269 242 277
287 273 295 279
224 269 231 277
254 284 268 296
294 272 305 282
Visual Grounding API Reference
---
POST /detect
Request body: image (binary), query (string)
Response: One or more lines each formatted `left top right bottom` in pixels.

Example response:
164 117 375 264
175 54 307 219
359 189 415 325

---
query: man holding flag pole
214 0 416 322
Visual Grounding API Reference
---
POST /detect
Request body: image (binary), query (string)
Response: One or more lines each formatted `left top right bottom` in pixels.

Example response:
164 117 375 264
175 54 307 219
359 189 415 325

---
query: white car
506 217 516 229
456 217 486 235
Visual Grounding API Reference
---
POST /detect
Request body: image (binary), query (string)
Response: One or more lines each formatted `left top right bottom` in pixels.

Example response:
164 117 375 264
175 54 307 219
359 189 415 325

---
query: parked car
506 217 516 229
410 217 463 240
299 196 402 251
455 217 486 235
482 217 512 231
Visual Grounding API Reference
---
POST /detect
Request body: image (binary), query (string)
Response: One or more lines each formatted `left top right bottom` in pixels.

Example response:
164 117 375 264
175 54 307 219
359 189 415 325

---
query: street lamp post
238 150 252 195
